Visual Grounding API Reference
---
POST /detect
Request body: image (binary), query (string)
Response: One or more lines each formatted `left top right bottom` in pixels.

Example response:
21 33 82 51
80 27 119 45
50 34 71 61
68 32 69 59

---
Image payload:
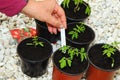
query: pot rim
52 49 89 76
35 19 47 29
66 22 95 45
17 37 53 63
88 43 120 72
62 1 91 21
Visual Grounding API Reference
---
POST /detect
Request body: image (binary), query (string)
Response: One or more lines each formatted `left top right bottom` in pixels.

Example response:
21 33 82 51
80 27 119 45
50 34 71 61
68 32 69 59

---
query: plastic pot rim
87 43 120 72
17 37 53 63
66 22 95 45
52 49 89 76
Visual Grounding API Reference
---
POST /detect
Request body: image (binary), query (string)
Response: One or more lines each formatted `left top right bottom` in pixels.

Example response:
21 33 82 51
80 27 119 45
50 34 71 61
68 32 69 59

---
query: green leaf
59 57 67 69
68 31 74 35
73 28 79 32
74 48 79 56
67 59 72 67
107 52 112 57
102 44 110 49
26 43 33 45
85 6 91 15
62 0 70 8
59 46 70 53
68 48 74 60
80 48 87 62
111 41 120 49
74 32 78 39
38 42 44 47
74 0 83 5
26 36 44 47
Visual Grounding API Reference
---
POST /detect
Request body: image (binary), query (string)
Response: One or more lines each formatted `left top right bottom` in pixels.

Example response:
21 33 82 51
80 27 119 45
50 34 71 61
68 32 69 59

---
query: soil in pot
52 49 89 80
35 19 60 43
87 43 120 80
17 37 53 77
66 22 95 51
61 0 91 23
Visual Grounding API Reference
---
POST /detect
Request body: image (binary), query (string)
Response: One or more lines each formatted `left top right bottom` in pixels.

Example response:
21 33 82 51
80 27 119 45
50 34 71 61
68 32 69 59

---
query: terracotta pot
17 37 53 77
52 49 89 80
61 0 91 23
86 43 120 80
66 22 95 51
35 19 60 43
87 64 115 80
52 65 83 80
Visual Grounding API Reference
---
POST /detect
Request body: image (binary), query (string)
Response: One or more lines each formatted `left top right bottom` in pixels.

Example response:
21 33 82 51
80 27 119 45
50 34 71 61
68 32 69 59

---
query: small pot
61 0 91 23
35 19 60 43
17 37 53 77
66 22 95 51
52 49 89 80
86 43 120 80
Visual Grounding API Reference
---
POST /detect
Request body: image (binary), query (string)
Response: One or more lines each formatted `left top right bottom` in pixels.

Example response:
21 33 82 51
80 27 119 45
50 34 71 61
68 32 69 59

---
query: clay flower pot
61 0 91 23
66 22 95 51
17 37 53 77
86 43 120 80
52 48 89 80
35 19 60 43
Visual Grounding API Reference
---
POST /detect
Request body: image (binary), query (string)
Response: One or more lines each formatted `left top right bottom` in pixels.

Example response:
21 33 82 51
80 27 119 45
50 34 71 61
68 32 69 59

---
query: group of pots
16 0 120 80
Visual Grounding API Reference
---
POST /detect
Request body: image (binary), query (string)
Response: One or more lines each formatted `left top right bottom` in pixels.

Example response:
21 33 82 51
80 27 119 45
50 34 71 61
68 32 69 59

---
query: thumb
45 15 63 28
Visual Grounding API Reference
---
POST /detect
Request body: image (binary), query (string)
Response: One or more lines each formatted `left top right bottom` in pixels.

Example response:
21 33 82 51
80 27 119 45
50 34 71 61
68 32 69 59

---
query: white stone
0 0 120 80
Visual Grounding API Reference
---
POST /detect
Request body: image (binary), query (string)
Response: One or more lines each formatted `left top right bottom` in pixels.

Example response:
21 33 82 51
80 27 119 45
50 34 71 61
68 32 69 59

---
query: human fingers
44 13 63 29
47 26 53 34
53 4 67 29
47 24 57 34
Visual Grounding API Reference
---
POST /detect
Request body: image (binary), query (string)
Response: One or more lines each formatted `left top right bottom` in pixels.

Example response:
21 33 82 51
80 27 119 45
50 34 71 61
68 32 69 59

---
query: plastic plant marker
60 28 66 47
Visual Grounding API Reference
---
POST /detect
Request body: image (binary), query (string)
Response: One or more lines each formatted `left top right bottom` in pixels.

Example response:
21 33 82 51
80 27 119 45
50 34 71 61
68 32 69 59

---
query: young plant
62 0 83 11
62 0 90 15
59 46 87 69
74 0 83 12
102 41 120 67
62 0 70 8
68 22 85 40
26 36 44 47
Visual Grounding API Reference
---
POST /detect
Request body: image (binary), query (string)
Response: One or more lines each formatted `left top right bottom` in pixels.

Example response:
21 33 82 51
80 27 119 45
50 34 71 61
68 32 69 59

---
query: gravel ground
0 0 120 80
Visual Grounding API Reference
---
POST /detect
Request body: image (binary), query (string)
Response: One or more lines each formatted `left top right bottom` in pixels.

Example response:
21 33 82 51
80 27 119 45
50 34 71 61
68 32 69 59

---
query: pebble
0 0 120 80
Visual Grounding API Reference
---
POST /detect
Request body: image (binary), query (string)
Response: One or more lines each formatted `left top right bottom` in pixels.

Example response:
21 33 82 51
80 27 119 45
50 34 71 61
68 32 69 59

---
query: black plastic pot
66 22 95 51
35 19 60 43
52 48 89 80
86 43 120 80
61 0 91 23
17 37 53 77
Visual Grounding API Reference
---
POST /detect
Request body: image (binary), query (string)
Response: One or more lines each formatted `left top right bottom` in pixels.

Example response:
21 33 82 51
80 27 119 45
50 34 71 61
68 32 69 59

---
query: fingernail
50 32 53 34
55 32 57 34
60 25 64 28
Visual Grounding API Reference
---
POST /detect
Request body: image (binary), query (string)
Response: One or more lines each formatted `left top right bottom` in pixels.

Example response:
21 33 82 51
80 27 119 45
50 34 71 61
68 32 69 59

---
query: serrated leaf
107 52 111 57
80 48 87 62
59 57 67 69
38 42 44 47
67 59 72 67
68 31 74 35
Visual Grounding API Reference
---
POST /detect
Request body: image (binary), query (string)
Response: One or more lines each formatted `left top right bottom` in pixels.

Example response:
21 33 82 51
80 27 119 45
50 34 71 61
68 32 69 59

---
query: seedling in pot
26 36 44 47
59 45 87 69
102 41 120 67
62 0 91 15
68 22 85 40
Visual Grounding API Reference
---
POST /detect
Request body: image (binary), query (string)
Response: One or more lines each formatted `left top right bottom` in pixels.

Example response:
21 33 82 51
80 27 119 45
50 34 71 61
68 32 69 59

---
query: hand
21 0 67 34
